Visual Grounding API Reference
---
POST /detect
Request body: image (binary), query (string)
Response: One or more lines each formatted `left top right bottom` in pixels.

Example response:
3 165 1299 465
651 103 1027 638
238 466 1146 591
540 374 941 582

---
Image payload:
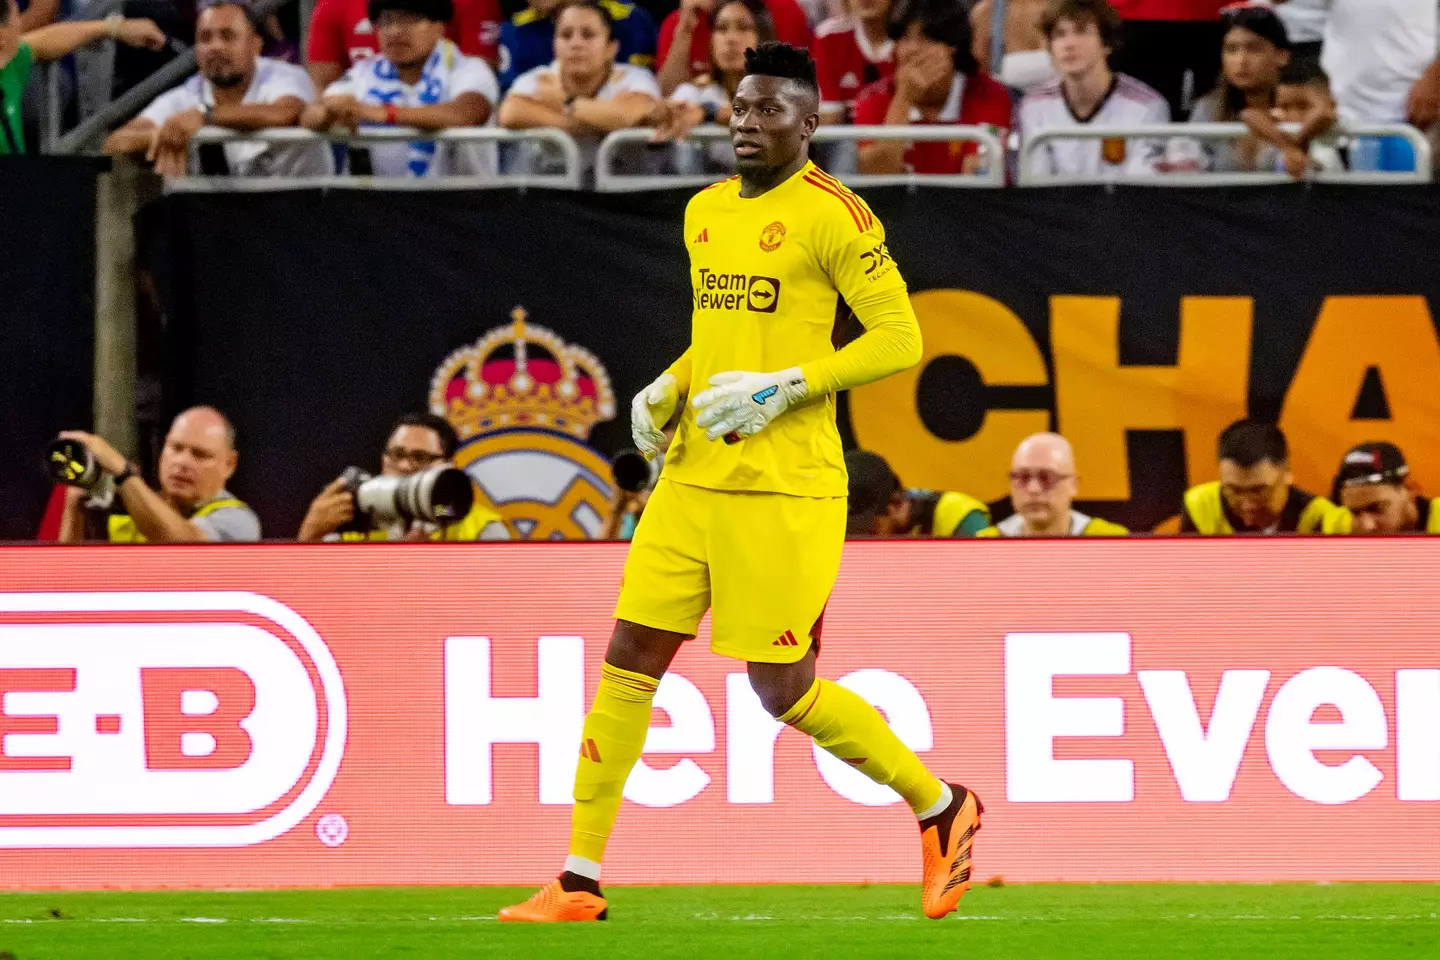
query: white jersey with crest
1018 73 1169 180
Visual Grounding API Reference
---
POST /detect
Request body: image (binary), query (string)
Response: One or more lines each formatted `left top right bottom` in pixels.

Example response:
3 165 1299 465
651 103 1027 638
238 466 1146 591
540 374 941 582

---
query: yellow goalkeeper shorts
614 478 846 663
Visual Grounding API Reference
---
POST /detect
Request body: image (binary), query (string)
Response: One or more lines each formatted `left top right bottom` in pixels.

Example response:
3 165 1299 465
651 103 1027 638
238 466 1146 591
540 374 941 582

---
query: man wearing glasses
1180 418 1350 535
977 432 1127 537
297 412 507 541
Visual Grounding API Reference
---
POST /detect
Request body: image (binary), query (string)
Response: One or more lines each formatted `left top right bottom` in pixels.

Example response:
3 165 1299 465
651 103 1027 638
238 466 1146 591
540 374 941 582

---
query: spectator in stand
106 3 329 177
298 412 507 541
1180 418 1351 535
1108 0 1225 120
845 450 991 537
1241 58 1341 179
55 406 261 544
1018 0 1168 180
1283 0 1439 172
650 0 773 170
499 0 660 173
307 0 501 90
1331 442 1440 535
812 0 894 124
854 0 1012 175
302 0 500 178
498 0 656 92
1167 4 1289 172
978 433 1127 537
1 2 165 156
655 0 811 95
970 0 1055 94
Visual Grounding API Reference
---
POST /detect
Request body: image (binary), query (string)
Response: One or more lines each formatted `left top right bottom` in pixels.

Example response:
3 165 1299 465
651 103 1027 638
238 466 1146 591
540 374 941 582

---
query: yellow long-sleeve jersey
660 162 921 498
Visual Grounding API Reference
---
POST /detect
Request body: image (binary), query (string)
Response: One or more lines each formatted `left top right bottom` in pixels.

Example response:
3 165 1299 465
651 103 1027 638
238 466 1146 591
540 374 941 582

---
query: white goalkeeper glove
631 372 679 459
691 368 808 443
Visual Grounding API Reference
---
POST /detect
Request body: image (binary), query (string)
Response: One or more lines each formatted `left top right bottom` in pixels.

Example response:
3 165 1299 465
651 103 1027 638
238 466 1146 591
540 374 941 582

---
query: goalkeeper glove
630 372 678 459
691 368 808 442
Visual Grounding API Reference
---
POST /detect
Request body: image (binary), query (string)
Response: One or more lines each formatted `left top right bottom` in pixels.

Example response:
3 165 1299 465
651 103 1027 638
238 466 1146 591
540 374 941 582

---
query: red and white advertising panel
0 540 1436 889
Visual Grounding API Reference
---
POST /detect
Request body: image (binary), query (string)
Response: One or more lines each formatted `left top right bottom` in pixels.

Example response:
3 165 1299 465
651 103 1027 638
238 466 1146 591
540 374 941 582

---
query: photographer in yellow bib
297 412 506 542
977 432 1127 537
1181 419 1350 535
844 449 990 537
53 407 261 543
1332 441 1440 535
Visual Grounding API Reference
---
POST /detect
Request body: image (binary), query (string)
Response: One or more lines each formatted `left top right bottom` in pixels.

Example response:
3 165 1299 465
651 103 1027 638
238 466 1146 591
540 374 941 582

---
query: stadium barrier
593 125 1008 192
154 182 1440 537
0 540 1436 889
163 122 1432 191
1019 122 1433 186
176 127 585 191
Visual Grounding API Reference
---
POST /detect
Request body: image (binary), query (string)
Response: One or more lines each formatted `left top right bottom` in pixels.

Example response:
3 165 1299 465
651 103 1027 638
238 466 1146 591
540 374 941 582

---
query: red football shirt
657 0 812 79
306 0 502 67
811 15 894 111
1108 1 1225 20
852 71 1014 174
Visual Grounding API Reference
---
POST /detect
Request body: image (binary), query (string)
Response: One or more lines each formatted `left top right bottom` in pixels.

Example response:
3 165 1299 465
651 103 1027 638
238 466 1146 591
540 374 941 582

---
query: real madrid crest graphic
430 307 618 539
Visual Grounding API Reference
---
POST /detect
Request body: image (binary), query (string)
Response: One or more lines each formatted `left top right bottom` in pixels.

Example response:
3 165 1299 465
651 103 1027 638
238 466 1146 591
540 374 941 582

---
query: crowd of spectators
2 0 1427 178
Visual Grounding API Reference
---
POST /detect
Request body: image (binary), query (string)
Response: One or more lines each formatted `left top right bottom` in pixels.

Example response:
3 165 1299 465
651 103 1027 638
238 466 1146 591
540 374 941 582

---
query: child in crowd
1241 58 1342 179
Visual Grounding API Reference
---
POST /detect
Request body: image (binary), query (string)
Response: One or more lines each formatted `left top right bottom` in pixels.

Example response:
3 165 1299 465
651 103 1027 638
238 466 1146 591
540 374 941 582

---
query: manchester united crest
759 220 787 252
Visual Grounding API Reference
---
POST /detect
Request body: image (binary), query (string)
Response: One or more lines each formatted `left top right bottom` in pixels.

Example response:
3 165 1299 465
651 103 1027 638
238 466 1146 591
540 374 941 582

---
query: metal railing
1019 122 1433 186
36 0 136 153
166 126 583 191
593 124 1008 192
96 121 1431 191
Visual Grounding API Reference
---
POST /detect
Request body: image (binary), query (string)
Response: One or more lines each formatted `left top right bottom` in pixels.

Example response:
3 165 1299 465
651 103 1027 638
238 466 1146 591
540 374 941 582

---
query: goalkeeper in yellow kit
500 40 981 924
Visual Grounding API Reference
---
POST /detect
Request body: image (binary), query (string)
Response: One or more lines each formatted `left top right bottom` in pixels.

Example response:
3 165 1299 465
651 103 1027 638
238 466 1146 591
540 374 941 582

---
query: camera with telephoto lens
44 436 119 507
338 465 475 527
45 438 103 489
610 448 655 494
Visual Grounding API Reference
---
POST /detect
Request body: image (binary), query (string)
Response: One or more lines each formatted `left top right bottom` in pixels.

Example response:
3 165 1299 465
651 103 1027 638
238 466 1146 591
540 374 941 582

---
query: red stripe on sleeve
803 174 866 231
809 169 874 228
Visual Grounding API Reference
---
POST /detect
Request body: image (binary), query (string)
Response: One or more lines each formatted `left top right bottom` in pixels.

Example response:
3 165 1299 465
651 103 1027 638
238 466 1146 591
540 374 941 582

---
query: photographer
54 406 261 543
600 448 656 541
844 449 990 538
297 412 506 542
1332 442 1440 535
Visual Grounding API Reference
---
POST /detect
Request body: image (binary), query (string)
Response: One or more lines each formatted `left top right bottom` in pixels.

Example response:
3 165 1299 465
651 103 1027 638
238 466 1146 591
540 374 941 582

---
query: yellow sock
568 662 658 865
780 678 945 816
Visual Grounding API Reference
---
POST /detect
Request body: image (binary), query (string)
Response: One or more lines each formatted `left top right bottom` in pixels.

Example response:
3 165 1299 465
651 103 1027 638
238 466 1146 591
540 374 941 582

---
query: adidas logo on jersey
773 629 800 647
694 228 709 244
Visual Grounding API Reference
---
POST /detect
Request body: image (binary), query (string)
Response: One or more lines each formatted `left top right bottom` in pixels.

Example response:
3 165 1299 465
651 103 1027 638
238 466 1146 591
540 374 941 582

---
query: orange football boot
919 783 983 919
498 879 608 922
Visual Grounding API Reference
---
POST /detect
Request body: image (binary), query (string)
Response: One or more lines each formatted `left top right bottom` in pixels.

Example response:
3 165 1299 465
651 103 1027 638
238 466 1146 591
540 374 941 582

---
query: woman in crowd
1170 5 1290 172
853 0 1012 176
498 0 659 174
649 0 773 169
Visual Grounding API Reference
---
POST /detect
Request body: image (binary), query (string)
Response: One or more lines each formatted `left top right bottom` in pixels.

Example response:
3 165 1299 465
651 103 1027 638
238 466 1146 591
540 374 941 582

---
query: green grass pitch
1 883 1437 959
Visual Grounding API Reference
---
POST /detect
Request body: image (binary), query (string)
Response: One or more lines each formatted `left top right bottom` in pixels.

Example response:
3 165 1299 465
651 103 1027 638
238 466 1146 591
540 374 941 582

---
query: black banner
0 158 98 540
160 184 1440 536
